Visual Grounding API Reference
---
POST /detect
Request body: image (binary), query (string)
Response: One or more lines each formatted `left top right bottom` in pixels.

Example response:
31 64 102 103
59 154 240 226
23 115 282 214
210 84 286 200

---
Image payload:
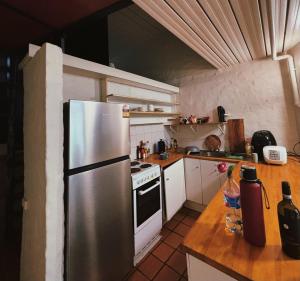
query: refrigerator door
68 100 130 169
66 158 133 281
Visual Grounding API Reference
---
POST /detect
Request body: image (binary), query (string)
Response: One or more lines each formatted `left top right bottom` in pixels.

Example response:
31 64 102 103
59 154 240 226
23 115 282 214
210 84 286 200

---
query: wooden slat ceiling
133 0 300 69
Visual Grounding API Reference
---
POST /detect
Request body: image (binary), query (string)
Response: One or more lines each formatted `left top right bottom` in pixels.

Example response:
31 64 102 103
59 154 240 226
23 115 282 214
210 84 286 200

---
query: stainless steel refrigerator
64 100 133 281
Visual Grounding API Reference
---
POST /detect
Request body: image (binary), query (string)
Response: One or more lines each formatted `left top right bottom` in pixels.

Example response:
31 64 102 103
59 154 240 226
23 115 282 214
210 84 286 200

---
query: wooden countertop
182 158 300 281
143 152 241 169
142 152 183 168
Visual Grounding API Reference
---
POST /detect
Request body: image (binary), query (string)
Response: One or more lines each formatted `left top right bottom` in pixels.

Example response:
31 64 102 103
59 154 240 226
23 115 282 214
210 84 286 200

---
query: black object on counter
136 146 141 159
278 181 300 259
251 130 277 161
217 106 225 122
158 139 166 154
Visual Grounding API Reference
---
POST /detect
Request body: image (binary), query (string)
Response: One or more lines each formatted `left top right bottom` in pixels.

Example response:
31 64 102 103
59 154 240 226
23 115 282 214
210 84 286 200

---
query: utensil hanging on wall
204 135 221 151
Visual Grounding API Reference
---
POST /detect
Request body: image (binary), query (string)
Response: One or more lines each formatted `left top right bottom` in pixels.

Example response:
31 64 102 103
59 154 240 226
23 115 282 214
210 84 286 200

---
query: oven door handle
138 181 160 196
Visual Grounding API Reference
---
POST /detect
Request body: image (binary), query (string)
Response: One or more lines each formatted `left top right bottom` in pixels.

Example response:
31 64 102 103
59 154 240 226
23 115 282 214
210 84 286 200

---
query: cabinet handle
195 166 199 169
166 178 170 181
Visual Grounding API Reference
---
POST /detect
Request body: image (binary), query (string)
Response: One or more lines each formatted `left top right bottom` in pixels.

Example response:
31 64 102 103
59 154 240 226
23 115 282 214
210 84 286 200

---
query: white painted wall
22 43 64 281
130 124 171 159
63 72 100 102
173 58 300 151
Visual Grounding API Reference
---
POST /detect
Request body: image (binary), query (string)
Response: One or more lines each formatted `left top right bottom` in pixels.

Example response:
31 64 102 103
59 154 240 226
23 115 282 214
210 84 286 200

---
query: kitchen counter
144 152 241 169
143 152 183 168
182 158 300 281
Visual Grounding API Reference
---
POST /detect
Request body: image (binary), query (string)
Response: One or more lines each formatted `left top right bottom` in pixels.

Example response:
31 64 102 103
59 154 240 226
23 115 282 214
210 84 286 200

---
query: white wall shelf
130 111 180 117
165 122 226 134
107 94 180 106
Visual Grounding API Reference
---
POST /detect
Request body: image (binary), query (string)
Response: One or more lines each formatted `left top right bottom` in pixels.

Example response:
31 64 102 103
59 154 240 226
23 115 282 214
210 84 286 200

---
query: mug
147 104 154 112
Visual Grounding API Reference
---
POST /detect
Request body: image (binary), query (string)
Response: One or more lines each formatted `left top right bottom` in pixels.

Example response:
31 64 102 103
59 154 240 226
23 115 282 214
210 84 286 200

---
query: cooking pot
185 146 200 155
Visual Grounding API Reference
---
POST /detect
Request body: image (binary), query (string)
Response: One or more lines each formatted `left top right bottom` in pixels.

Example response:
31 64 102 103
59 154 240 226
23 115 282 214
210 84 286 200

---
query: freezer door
68 100 130 169
66 159 133 281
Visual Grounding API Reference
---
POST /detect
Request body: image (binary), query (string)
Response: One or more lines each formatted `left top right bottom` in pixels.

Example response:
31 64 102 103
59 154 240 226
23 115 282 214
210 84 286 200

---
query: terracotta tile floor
126 207 201 281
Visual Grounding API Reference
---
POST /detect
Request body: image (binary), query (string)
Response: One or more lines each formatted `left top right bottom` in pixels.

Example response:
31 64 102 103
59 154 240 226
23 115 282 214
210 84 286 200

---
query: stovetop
130 161 155 174
131 160 161 189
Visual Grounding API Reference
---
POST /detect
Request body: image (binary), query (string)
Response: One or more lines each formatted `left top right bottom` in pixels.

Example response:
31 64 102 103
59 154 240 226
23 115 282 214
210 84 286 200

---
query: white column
21 43 64 281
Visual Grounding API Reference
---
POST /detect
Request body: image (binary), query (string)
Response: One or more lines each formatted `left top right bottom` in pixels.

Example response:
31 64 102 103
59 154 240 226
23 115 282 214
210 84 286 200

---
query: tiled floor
127 207 201 281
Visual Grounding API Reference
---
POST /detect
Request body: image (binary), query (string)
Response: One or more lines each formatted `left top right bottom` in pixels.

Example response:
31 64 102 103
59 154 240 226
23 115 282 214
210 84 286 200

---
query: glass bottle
223 165 242 233
278 181 300 259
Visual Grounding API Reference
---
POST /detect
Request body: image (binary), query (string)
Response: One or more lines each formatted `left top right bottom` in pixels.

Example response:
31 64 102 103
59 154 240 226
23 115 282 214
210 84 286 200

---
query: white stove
131 161 161 189
130 160 162 264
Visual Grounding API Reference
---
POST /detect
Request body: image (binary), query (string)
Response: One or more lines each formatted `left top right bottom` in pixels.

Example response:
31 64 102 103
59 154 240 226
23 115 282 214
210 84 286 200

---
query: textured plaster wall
22 43 64 281
172 58 300 151
289 43 300 146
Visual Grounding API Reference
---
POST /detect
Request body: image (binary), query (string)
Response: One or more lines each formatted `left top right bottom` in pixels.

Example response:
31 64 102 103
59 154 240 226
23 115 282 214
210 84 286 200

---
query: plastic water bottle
223 165 242 233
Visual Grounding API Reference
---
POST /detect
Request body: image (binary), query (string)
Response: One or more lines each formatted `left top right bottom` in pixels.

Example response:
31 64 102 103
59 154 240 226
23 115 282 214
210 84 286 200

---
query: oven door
134 178 161 233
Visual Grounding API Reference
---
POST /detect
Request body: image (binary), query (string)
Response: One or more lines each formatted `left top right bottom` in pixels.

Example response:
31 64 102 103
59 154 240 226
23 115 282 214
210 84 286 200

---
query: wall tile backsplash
129 124 228 160
130 124 171 160
167 125 227 151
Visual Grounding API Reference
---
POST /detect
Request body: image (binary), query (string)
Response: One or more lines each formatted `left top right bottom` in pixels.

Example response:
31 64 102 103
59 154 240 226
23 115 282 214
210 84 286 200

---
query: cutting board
227 119 245 153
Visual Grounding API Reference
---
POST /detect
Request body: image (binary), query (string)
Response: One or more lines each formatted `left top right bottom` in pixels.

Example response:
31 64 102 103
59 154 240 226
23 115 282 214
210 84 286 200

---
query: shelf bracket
169 125 177 134
189 125 197 134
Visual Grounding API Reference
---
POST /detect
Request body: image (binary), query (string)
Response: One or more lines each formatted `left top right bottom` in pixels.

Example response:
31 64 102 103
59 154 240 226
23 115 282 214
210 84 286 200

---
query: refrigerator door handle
138 182 160 196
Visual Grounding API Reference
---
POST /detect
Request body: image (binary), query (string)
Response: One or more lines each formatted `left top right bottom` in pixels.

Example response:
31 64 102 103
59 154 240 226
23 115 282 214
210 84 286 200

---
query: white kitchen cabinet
184 158 202 204
201 160 236 205
187 254 237 281
164 159 186 221
200 160 221 205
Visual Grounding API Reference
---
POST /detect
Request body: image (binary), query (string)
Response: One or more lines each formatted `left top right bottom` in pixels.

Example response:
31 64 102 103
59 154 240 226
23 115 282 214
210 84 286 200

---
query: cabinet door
200 160 221 205
187 254 237 281
164 159 186 221
184 158 202 204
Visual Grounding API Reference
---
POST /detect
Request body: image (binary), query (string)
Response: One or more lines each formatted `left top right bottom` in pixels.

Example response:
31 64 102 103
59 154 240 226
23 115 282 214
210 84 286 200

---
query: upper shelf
107 94 179 106
166 122 226 126
165 122 227 134
23 44 180 95
129 111 180 117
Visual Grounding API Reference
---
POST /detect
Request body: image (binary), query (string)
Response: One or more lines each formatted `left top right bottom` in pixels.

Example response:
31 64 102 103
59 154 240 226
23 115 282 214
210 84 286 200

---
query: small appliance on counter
251 130 277 160
263 146 287 165
157 139 166 154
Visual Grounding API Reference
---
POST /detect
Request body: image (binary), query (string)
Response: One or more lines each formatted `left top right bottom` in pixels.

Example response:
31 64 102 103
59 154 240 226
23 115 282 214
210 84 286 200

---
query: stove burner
131 168 141 173
131 161 140 167
140 164 152 169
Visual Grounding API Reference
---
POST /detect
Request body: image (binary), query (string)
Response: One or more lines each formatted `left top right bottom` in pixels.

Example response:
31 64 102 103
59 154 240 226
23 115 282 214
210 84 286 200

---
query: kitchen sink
188 150 250 160
199 151 227 157
188 150 227 157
